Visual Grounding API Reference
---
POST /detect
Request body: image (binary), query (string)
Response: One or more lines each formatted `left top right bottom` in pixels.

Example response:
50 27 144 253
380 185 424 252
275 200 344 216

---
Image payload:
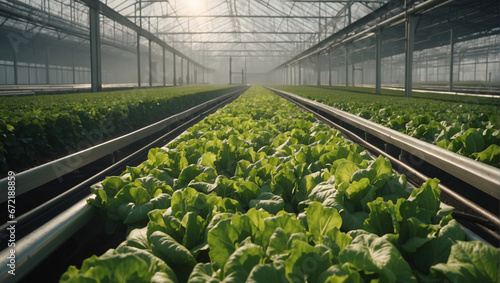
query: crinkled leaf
317 264 363 283
223 243 266 282
339 233 416 282
285 241 333 283
307 201 342 242
334 161 359 185
413 219 465 273
149 231 197 267
248 192 285 215
363 198 401 236
432 240 499 283
187 263 221 283
247 262 286 283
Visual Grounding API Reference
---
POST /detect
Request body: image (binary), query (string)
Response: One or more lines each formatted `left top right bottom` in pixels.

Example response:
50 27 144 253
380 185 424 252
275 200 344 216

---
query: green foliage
63 86 498 283
0 85 239 175
432 241 499 282
274 85 500 167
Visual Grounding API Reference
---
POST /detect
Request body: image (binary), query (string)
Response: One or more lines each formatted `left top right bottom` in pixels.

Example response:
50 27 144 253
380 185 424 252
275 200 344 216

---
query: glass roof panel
102 0 386 73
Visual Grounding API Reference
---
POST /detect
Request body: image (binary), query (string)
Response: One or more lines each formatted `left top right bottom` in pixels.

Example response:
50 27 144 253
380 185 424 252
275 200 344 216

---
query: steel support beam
45 47 50 84
12 46 18 85
157 31 318 35
187 61 190 85
229 56 232 85
317 53 321 87
137 33 141 86
404 12 414 97
294 63 297 85
148 39 152 87
127 15 342 19
72 51 76 84
162 47 166 86
274 0 453 71
328 51 332 87
80 0 207 69
345 46 349 87
376 29 382 94
171 41 305 44
180 57 184 85
299 60 302 86
449 29 454 91
173 53 177 86
351 50 355 87
89 6 102 92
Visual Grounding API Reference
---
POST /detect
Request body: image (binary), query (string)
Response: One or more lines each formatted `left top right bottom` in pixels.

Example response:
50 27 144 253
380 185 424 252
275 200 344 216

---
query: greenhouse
0 0 498 282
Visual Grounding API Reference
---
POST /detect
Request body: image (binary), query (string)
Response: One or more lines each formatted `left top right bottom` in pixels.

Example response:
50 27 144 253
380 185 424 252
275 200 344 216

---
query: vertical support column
345 45 349 87
473 54 477 81
229 56 232 85
449 29 454 91
162 47 166 86
289 66 293 85
425 51 430 82
241 69 244 85
351 50 355 87
45 46 50 84
89 5 102 92
298 60 302 86
173 53 177 86
202 68 205 84
12 47 18 85
404 11 415 97
317 53 321 87
375 29 382 94
293 65 296 85
148 39 152 87
72 50 76 84
187 61 190 85
137 33 141 86
285 66 288 85
328 51 332 87
180 57 184 85
485 47 489 82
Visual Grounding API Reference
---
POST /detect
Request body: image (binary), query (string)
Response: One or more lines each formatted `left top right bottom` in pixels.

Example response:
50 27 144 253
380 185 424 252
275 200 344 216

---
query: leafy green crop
0 85 239 176
62 86 498 283
273 86 500 167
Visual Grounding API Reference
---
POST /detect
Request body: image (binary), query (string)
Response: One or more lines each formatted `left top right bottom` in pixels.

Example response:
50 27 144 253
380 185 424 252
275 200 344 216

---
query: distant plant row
274 86 500 167
0 85 238 176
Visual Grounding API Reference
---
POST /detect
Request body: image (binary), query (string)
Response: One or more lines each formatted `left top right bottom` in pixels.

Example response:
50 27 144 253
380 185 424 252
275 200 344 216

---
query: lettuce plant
62 86 498 283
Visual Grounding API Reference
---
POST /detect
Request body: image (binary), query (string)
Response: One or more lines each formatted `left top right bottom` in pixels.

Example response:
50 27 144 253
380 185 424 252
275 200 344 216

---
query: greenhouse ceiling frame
81 0 211 91
105 0 387 75
273 0 500 96
0 0 211 91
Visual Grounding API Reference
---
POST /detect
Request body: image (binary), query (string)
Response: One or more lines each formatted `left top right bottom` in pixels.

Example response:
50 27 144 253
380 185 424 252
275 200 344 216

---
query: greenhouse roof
102 0 386 71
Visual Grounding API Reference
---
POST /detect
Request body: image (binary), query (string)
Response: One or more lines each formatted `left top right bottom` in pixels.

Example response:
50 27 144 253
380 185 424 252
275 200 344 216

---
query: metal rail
0 197 95 282
0 87 246 203
268 87 500 200
0 86 247 283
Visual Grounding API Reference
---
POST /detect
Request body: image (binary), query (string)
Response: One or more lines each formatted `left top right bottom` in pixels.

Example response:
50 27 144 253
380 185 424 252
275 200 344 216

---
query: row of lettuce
61 86 498 282
273 86 500 167
0 85 240 176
